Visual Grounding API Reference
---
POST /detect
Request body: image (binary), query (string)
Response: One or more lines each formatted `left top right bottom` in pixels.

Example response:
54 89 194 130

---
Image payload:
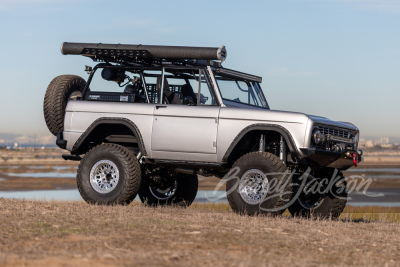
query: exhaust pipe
174 168 196 175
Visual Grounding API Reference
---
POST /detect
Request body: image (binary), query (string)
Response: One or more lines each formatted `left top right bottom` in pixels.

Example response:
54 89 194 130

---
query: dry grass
0 199 399 267
0 177 76 191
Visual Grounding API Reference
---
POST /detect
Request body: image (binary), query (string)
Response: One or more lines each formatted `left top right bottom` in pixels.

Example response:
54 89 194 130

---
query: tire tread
43 75 86 136
76 143 141 205
227 152 291 216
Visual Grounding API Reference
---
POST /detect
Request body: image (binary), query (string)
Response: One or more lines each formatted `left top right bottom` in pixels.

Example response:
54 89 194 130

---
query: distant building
380 137 389 145
358 138 366 148
365 140 374 148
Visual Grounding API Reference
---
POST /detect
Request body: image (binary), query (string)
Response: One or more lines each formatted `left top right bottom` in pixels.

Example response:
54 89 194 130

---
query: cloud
265 67 318 77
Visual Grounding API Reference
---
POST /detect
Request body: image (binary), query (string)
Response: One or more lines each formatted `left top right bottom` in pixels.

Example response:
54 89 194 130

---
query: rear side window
86 67 148 103
142 69 217 105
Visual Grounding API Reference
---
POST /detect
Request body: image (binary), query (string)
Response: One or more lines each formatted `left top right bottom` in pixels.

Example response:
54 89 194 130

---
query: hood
307 114 358 132
219 107 310 125
219 106 358 132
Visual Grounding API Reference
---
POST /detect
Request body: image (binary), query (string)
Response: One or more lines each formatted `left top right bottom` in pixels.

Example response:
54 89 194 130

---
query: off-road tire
43 75 86 136
77 144 141 205
226 152 292 216
139 174 198 207
288 171 348 219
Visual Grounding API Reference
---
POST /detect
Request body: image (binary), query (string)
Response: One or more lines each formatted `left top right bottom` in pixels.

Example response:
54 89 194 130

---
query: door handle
156 105 167 109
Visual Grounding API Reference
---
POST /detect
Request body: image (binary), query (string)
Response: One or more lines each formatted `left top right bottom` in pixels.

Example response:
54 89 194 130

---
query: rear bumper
300 148 363 170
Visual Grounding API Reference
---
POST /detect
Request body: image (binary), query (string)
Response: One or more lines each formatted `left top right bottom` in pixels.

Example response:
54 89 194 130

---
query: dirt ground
0 199 399 267
1 148 400 266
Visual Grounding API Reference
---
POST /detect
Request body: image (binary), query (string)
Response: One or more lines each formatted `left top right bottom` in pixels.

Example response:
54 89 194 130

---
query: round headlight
313 130 325 144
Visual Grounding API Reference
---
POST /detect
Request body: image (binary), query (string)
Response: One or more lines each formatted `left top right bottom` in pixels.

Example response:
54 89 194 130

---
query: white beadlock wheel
238 169 269 205
226 152 291 216
76 143 141 205
90 160 120 194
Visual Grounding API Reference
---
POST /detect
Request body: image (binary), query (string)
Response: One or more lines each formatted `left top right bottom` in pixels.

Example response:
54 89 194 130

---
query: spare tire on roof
43 75 86 136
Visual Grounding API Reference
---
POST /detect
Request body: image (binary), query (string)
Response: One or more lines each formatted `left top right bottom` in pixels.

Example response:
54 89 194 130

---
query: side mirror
184 96 195 106
85 65 93 74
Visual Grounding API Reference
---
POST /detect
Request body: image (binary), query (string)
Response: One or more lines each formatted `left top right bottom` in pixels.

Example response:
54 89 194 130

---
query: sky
0 0 399 140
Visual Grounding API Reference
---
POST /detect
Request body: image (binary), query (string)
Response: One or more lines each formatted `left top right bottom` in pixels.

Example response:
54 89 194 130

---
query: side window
89 68 132 93
161 70 216 106
216 76 265 107
88 67 149 103
193 71 215 105
142 70 163 104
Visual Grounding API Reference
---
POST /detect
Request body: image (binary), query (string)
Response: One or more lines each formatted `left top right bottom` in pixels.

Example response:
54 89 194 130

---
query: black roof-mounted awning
61 42 227 64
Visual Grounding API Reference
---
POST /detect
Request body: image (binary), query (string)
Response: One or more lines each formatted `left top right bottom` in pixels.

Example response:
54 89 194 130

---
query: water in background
1 166 399 207
0 189 399 207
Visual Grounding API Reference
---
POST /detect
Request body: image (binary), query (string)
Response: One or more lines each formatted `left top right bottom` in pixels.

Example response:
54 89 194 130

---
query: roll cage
82 64 217 105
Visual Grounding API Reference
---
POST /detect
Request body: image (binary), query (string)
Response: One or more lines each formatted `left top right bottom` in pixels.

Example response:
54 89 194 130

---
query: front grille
314 125 355 151
319 126 352 138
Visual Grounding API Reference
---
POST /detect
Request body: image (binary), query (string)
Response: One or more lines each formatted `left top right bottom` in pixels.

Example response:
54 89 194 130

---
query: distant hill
361 136 400 144
0 132 56 147
0 133 20 140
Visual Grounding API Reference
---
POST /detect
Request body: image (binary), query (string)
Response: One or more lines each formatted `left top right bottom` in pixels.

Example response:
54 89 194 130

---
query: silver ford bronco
44 42 362 218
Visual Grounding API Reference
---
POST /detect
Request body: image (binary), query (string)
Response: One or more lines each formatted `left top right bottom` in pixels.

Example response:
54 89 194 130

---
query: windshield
215 75 269 109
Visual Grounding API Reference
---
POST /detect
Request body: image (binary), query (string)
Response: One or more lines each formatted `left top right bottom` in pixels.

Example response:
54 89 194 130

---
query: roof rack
61 42 227 66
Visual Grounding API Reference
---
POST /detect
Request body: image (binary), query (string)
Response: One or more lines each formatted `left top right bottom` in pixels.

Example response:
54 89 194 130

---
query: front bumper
300 148 363 170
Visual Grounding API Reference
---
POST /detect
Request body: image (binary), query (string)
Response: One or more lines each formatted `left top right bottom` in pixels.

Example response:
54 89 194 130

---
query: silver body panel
63 68 359 165
217 108 310 161
152 105 220 155
64 101 155 157
64 101 358 163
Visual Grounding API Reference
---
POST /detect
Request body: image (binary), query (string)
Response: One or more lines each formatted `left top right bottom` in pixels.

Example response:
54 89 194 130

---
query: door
149 67 220 156
152 105 220 154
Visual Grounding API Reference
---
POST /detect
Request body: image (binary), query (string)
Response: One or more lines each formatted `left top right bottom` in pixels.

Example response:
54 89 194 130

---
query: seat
124 84 147 103
181 83 197 105
156 76 181 104
124 84 139 95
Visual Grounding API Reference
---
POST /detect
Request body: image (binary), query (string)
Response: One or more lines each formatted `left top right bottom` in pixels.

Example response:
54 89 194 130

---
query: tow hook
352 152 358 167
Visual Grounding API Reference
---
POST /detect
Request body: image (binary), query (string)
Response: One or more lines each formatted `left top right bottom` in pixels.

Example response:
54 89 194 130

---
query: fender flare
222 123 301 162
72 117 147 155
